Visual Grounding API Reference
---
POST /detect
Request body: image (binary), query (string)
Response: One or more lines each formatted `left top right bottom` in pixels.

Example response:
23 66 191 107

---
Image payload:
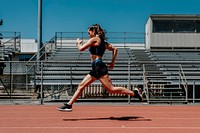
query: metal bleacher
26 31 200 104
26 32 146 101
28 42 196 103
42 47 134 84
0 32 21 99
27 38 142 101
142 49 200 103
149 50 200 84
26 38 200 104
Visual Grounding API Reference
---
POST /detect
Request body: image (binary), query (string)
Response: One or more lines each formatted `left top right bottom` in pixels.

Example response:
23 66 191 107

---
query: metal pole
37 0 42 61
14 32 16 51
10 61 12 99
55 32 57 48
193 81 195 104
25 64 28 90
37 0 43 99
70 66 73 93
128 59 131 104
40 62 44 104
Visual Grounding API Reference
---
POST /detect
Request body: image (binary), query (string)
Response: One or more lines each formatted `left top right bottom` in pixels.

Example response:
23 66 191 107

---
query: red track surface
0 104 200 133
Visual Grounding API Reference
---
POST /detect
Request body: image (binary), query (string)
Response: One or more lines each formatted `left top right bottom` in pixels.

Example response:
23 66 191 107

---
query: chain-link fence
0 61 32 104
0 59 200 104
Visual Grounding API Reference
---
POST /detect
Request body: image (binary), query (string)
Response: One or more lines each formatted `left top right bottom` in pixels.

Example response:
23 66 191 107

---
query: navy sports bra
89 37 106 56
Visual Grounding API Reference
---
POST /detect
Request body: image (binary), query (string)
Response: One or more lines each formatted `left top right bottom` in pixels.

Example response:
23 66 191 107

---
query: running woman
57 24 143 111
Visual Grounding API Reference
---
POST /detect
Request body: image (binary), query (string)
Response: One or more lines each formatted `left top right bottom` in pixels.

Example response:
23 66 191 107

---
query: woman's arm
76 37 99 51
105 42 118 70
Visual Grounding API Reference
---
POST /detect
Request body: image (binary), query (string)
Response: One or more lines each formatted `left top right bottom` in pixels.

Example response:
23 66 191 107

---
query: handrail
142 64 149 102
179 64 188 102
26 37 56 89
27 44 46 62
28 37 56 62
55 32 145 46
28 32 200 63
1 35 21 50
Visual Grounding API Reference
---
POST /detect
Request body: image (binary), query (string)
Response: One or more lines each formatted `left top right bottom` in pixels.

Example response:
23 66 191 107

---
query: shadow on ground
63 116 151 121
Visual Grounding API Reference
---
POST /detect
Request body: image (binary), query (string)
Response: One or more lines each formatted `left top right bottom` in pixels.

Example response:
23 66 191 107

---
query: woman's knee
105 86 116 93
77 83 86 91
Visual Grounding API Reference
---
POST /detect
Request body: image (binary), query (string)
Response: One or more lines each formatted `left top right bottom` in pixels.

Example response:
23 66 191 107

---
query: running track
0 103 200 133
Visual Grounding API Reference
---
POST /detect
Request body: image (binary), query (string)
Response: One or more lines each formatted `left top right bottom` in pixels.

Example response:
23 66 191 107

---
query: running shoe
133 90 143 102
57 103 72 112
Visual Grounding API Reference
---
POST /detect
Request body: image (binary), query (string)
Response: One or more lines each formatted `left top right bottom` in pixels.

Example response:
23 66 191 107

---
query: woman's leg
67 74 96 105
99 74 134 96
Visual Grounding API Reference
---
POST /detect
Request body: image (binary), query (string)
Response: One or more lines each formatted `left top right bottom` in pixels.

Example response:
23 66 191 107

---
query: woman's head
88 24 106 40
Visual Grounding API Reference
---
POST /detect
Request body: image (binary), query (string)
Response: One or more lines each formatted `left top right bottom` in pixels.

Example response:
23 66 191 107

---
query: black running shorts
89 59 108 79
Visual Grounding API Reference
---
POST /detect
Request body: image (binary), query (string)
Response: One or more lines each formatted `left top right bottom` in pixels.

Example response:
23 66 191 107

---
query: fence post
193 81 195 104
10 61 12 99
128 59 131 104
70 66 73 93
143 64 149 103
61 32 62 48
124 32 126 47
55 32 57 48
40 62 44 104
25 63 28 90
14 32 17 51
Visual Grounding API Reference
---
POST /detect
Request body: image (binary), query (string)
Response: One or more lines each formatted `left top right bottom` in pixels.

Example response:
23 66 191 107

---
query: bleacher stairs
142 50 195 104
30 45 140 101
130 49 188 104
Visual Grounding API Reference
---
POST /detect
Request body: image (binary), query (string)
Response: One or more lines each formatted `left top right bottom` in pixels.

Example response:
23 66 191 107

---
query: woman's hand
76 38 83 45
108 62 114 70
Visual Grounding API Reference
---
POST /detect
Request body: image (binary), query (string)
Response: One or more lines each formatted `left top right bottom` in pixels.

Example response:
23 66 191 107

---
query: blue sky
1 0 200 41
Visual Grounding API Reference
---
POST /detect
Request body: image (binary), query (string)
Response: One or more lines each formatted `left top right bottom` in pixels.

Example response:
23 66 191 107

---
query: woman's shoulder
86 36 100 47
89 36 100 41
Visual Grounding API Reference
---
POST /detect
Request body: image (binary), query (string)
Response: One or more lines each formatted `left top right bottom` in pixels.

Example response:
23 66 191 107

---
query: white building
19 39 38 61
145 14 200 49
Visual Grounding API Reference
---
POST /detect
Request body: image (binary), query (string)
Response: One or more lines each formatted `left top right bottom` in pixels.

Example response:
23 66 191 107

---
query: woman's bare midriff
90 54 102 62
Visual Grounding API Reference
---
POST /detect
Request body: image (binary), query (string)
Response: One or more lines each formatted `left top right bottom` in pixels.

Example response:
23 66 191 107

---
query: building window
153 20 174 33
196 20 200 33
174 20 195 33
152 20 197 33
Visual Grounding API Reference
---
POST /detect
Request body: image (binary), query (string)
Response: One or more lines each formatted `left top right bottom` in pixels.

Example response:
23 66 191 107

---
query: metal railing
179 64 188 102
55 32 145 47
1 32 200 104
0 60 200 104
28 32 145 62
28 37 56 62
0 31 21 51
141 61 199 103
143 64 149 102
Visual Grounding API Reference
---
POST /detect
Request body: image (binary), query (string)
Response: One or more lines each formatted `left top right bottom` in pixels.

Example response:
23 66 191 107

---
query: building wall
151 33 200 48
145 18 152 49
146 15 200 49
20 39 38 53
